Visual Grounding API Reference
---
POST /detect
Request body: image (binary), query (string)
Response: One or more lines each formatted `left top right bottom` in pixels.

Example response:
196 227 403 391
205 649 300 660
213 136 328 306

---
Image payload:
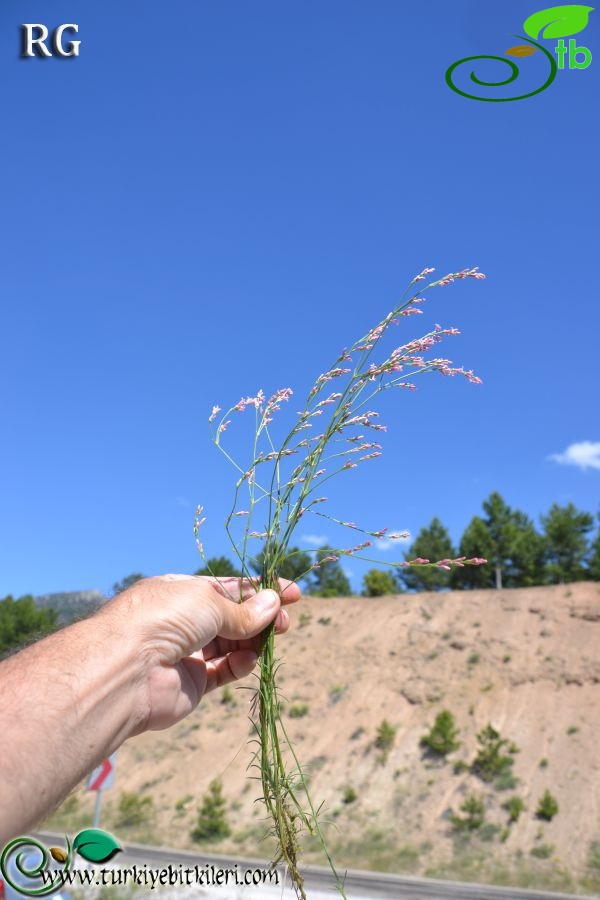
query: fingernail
275 609 289 631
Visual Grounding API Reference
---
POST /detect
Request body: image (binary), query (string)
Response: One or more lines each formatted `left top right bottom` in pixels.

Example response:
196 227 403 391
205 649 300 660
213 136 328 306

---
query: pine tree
589 513 600 581
401 517 455 591
505 512 546 587
453 516 495 589
541 503 594 583
420 710 461 756
0 595 57 656
195 556 241 577
471 724 515 783
450 794 485 831
309 548 351 597
112 573 145 596
536 790 559 821
455 501 545 590
482 493 515 590
191 780 231 842
251 546 313 585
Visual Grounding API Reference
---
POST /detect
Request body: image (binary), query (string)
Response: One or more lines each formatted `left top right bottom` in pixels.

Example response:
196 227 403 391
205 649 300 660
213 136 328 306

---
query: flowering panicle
344 540 372 554
316 392 343 407
398 555 487 571
200 265 487 900
193 505 206 556
411 266 436 284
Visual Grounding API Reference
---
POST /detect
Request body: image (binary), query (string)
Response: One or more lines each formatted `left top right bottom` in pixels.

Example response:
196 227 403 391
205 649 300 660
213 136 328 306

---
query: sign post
86 753 116 828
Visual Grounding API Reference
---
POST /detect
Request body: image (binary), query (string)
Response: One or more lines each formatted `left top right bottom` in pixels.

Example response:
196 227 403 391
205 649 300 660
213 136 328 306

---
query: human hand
108 574 300 733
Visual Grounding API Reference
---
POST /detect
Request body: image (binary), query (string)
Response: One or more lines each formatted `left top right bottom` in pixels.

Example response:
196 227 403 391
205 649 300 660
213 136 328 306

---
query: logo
21 24 81 58
0 830 121 897
446 4 593 101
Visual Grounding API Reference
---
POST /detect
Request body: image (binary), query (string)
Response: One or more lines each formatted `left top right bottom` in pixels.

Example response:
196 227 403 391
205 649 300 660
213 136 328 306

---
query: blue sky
1 1 598 597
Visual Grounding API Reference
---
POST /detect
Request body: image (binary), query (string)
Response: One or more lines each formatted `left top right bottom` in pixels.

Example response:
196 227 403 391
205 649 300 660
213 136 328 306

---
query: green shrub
536 790 559 821
479 823 501 842
329 685 345 704
221 686 237 707
289 704 309 718
495 770 519 791
450 794 485 831
471 724 516 785
362 568 399 596
298 612 312 627
175 795 193 814
566 725 579 735
374 720 396 760
342 786 357 804
502 795 525 823
467 652 480 666
420 710 460 757
115 792 154 828
191 780 230 842
587 841 600 871
531 843 554 859
539 757 549 768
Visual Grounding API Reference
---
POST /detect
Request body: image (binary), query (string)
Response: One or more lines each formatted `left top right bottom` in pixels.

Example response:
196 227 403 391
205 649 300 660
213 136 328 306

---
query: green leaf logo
73 829 121 863
523 4 594 39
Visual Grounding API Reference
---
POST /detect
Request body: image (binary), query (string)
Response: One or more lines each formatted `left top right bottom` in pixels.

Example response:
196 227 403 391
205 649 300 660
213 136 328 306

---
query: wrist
0 604 151 837
92 594 154 740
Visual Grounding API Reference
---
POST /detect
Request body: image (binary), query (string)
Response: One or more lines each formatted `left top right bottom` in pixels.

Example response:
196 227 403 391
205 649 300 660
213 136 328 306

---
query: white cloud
375 530 411 552
548 441 600 472
301 533 330 547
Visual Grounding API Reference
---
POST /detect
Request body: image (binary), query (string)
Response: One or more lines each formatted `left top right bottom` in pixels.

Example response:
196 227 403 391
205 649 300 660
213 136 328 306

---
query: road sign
87 754 116 792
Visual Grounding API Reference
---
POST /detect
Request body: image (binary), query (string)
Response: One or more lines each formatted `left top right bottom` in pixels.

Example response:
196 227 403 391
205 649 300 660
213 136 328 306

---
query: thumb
211 588 280 640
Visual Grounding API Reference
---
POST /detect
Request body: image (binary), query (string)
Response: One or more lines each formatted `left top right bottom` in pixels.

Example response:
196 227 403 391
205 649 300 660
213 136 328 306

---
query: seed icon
50 847 68 862
505 45 537 56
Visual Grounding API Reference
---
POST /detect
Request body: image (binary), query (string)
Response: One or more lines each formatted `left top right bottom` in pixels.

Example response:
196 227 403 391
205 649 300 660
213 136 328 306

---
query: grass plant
196 266 487 897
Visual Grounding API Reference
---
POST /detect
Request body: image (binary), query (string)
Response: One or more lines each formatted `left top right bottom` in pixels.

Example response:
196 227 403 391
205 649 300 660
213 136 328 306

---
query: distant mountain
34 590 107 625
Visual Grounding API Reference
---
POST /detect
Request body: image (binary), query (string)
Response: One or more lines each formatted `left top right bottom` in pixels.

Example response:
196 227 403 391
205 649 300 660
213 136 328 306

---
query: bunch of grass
196 266 487 897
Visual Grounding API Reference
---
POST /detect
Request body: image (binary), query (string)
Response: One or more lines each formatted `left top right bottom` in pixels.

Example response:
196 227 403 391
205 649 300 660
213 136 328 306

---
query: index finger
276 579 302 605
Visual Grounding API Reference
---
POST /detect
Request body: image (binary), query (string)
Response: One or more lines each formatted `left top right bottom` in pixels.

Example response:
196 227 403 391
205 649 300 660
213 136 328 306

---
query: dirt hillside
51 582 600 893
